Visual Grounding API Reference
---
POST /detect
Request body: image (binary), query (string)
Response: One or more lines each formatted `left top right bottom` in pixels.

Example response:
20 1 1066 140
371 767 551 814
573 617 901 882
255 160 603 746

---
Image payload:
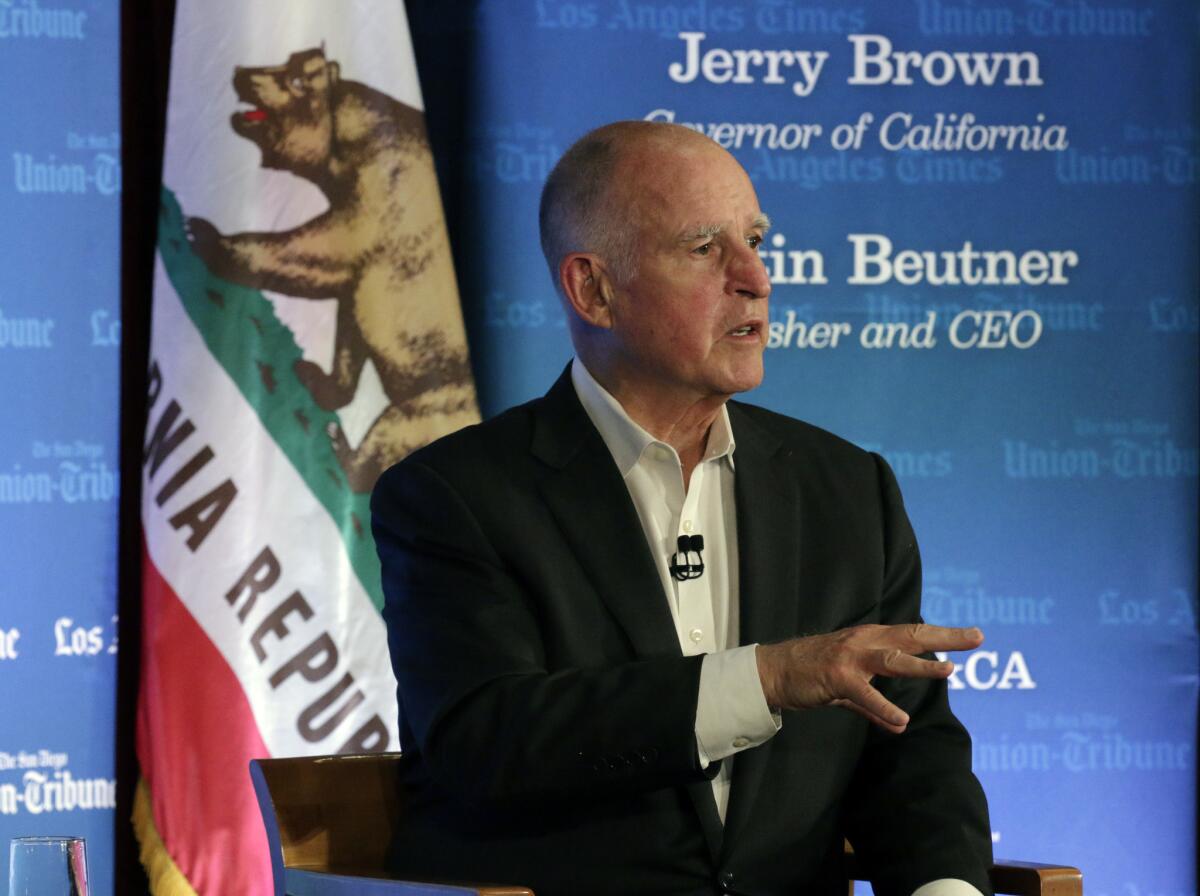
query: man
371 121 993 896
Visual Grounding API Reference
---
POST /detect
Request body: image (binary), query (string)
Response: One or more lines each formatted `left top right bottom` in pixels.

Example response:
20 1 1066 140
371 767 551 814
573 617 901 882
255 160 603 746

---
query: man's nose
729 240 772 301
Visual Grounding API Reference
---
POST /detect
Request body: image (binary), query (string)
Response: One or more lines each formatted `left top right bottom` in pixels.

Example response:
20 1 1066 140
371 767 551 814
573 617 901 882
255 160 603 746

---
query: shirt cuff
695 644 781 767
911 880 986 896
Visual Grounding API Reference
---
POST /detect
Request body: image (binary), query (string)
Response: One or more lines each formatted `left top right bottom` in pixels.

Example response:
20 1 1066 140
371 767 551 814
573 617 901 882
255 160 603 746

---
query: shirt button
688 627 704 643
732 736 750 749
682 519 694 533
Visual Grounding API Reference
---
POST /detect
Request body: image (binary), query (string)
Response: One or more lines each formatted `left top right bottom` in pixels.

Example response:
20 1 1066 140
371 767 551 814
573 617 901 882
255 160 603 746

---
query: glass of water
8 836 89 895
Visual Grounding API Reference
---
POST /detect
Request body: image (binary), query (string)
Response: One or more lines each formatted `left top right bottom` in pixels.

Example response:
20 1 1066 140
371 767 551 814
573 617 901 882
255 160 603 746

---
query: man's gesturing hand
755 624 984 734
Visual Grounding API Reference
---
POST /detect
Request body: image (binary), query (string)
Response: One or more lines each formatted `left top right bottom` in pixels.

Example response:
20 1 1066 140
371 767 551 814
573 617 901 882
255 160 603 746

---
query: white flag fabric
135 2 477 892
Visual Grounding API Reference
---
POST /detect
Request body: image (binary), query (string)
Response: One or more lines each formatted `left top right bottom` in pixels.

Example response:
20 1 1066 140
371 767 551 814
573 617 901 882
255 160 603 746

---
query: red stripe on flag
137 541 274 896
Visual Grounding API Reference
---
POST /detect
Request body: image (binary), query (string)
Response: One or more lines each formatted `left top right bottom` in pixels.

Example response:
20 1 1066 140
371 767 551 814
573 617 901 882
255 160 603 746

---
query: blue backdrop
0 0 121 892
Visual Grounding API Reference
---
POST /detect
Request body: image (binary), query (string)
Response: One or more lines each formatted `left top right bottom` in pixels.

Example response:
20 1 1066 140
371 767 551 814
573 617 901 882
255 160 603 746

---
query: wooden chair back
250 753 403 889
252 752 1080 896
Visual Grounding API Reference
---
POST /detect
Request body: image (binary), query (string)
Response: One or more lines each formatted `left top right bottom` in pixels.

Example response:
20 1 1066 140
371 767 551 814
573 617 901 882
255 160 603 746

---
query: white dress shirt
572 359 779 824
570 360 983 896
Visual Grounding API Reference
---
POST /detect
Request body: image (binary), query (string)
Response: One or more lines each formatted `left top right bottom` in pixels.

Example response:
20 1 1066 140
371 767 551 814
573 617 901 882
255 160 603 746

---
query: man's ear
559 253 614 330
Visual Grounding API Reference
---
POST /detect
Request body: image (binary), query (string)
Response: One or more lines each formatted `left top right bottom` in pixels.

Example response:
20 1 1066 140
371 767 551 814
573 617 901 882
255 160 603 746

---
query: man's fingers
764 625 981 716
842 678 909 731
833 698 908 734
886 623 983 654
870 649 954 680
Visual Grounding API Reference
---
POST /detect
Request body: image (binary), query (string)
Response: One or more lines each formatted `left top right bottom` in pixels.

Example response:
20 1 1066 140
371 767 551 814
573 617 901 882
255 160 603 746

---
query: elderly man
371 121 993 896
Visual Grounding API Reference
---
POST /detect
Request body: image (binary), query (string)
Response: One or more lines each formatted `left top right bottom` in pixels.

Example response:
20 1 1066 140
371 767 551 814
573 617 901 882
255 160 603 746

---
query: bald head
538 121 718 292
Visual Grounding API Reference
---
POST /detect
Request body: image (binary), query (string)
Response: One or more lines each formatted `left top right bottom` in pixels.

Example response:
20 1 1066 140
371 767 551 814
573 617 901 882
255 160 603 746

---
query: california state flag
134 2 477 892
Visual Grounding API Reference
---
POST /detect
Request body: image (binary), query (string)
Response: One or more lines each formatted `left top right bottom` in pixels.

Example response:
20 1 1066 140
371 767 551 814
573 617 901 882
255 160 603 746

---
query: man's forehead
619 131 727 170
615 141 760 208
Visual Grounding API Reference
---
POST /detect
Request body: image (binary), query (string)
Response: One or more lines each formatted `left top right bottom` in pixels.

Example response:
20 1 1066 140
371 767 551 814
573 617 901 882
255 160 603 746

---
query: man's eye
692 242 712 256
747 234 763 249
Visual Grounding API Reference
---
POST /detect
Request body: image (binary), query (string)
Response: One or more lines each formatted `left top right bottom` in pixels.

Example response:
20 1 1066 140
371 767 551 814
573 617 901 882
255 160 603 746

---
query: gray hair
538 121 707 294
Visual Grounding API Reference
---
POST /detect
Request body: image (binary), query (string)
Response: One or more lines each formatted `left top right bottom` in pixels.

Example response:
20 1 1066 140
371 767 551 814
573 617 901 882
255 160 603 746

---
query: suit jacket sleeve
371 457 714 809
841 455 994 896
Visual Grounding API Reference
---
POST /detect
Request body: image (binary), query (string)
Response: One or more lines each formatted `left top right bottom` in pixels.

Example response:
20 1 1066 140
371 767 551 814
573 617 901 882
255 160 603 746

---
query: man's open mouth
238 105 268 123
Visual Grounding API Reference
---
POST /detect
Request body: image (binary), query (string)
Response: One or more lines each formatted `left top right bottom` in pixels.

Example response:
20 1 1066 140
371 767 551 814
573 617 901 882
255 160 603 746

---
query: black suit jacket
370 369 993 896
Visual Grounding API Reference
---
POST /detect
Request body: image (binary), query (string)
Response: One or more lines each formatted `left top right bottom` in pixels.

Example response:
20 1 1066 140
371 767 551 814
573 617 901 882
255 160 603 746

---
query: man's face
600 140 772 406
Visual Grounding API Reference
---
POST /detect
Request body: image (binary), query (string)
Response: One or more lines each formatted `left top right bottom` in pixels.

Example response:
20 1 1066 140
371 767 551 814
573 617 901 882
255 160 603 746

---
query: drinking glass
8 836 89 895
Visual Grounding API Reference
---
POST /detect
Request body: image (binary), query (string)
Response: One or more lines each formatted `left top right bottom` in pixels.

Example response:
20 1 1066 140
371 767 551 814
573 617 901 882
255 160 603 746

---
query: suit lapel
720 402 802 858
531 368 679 660
531 368 726 860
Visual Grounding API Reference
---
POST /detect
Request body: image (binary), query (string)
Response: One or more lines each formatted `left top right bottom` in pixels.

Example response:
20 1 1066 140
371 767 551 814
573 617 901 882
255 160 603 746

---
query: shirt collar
570 357 737 478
